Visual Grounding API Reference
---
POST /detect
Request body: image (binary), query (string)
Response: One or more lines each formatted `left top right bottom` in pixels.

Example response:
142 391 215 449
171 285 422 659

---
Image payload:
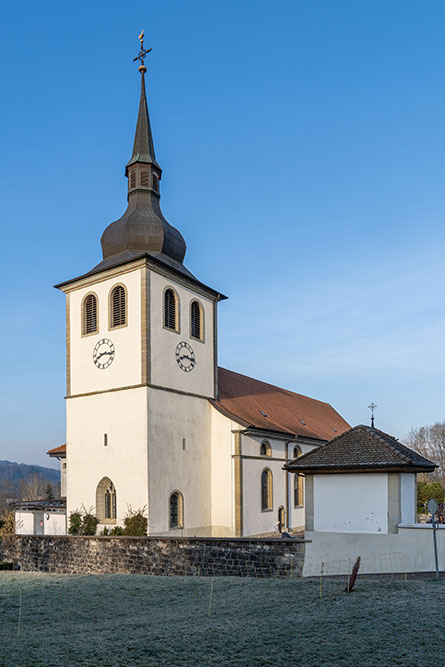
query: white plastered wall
400 473 416 525
44 512 66 535
66 387 149 527
146 388 212 536
303 526 445 575
210 408 236 536
313 473 388 534
149 271 215 398
241 434 287 536
15 511 34 535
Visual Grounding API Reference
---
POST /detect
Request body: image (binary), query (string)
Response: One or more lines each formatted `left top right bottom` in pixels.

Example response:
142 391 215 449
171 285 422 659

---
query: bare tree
406 422 445 486
19 473 47 501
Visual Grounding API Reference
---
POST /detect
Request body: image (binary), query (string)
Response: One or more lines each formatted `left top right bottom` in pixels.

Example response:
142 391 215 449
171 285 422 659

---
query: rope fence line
303 551 408 597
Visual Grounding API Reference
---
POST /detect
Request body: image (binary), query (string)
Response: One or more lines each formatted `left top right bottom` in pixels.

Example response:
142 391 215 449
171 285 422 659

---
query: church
19 37 350 538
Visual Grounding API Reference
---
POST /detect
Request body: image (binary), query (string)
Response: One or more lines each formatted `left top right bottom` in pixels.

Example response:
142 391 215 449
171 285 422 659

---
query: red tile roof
47 444 66 458
211 367 350 441
285 425 436 473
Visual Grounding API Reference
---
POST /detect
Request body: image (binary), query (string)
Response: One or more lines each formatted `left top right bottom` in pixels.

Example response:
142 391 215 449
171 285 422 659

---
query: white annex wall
68 266 142 396
304 525 445 575
314 473 388 534
44 512 66 535
149 271 215 398
66 387 149 526
400 473 416 525
15 512 34 535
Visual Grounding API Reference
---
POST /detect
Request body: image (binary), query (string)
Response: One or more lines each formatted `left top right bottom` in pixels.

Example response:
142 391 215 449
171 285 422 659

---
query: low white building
285 424 442 574
15 500 66 537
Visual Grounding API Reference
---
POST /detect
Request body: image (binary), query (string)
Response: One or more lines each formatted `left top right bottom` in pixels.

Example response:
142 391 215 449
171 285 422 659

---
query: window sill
99 519 117 525
261 508 273 513
190 335 205 345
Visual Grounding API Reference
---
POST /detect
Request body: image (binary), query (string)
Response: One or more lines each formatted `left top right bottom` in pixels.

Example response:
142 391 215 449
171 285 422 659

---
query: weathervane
133 30 152 73
368 402 377 428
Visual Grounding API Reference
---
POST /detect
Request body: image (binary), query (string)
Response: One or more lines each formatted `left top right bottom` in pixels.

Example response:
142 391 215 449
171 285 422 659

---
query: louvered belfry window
141 170 150 187
164 289 177 330
84 294 97 335
111 286 126 328
130 171 136 188
190 301 202 340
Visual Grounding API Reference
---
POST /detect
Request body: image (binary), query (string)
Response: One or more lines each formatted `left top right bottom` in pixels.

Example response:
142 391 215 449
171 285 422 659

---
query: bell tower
56 33 226 533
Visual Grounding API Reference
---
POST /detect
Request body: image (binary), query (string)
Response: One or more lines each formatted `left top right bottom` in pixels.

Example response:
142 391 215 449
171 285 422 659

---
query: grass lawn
0 573 443 666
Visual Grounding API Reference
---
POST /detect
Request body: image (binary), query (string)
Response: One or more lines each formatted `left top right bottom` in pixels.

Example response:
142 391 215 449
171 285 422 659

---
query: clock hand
96 351 112 361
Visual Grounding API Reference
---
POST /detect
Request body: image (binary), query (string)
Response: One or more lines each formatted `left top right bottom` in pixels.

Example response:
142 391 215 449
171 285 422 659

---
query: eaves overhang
283 463 437 474
54 252 227 302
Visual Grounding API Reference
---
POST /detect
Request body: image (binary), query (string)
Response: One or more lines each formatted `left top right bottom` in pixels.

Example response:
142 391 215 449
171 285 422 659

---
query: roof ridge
369 428 412 464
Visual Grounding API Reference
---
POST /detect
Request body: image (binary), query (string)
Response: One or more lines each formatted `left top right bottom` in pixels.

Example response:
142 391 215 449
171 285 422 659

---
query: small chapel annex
17 38 350 538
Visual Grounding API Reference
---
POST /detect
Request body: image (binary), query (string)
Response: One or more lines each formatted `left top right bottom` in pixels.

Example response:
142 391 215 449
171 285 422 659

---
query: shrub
417 481 445 513
68 508 98 536
0 510 16 538
101 525 124 536
68 511 83 535
82 513 99 536
0 562 13 570
123 506 147 536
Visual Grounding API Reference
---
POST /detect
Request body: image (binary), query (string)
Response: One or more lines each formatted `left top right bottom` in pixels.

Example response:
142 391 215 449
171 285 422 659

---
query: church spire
126 33 160 175
99 32 187 271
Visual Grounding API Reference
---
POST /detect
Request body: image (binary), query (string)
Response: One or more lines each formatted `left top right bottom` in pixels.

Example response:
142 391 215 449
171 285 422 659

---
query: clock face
175 341 195 372
93 338 115 369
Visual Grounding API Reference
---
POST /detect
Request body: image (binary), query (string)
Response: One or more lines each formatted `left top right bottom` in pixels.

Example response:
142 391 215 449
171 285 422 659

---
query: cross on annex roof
133 30 152 73
368 402 377 428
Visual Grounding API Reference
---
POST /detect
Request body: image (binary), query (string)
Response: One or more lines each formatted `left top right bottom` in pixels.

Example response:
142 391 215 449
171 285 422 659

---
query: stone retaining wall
1 535 307 578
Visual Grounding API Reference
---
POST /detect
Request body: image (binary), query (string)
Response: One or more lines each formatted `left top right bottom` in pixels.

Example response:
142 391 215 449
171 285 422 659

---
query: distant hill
0 461 60 509
0 461 59 485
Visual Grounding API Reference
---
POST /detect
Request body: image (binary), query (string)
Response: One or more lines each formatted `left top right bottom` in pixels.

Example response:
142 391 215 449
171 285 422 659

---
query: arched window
190 300 203 340
260 440 272 457
130 170 136 188
293 445 302 459
110 285 126 328
82 293 98 335
294 474 304 508
261 468 273 511
96 477 116 522
278 506 286 533
164 288 178 331
169 491 184 529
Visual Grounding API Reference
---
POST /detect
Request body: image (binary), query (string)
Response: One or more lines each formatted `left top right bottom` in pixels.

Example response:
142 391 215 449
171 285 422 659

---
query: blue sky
1 1 445 466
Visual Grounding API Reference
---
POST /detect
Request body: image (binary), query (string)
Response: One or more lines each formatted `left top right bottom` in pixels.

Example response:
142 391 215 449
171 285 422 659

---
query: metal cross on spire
368 402 377 428
133 30 152 73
